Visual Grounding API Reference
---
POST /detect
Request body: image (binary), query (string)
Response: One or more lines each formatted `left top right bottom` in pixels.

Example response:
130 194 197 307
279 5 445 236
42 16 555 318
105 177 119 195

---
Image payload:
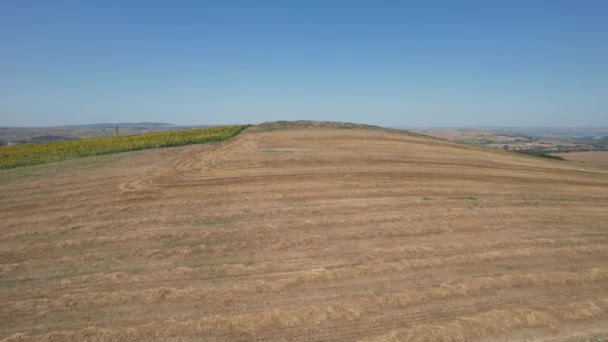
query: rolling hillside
1 123 608 341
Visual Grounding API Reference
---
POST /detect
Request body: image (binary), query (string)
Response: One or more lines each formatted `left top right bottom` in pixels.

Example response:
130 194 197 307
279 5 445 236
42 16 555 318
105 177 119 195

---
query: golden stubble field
553 151 608 167
1 126 608 341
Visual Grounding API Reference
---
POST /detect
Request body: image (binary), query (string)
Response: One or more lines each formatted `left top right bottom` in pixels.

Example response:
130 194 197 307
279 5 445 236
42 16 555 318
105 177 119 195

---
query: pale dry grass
553 151 608 166
1 126 608 341
368 298 608 342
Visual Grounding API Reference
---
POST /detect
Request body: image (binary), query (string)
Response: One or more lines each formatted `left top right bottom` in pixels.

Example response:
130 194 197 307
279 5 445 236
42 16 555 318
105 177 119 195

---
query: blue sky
1 1 607 127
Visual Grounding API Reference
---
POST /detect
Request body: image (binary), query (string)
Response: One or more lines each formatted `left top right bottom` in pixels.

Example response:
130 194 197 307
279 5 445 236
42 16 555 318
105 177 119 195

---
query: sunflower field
0 125 249 169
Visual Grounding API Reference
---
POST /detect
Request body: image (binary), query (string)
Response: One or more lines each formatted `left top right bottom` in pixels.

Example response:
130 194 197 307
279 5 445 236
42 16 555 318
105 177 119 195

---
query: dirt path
1 128 608 341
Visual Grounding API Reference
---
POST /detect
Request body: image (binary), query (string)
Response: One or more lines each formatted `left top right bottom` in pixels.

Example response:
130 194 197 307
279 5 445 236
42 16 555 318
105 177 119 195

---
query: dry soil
1 127 608 341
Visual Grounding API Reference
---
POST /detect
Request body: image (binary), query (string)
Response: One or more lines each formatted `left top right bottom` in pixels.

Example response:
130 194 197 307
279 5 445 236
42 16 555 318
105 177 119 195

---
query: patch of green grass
183 255 207 268
422 196 434 200
448 195 478 200
204 236 232 245
168 239 208 248
128 266 143 274
165 238 205 248
513 150 564 160
283 198 308 206
251 124 292 131
191 218 231 226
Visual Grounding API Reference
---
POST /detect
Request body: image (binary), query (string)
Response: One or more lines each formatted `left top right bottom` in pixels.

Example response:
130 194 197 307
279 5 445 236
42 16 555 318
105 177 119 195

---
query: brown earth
1 126 608 341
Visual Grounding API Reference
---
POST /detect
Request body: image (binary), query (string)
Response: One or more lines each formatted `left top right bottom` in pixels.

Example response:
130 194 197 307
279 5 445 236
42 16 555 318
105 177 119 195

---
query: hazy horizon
3 121 608 131
1 1 607 127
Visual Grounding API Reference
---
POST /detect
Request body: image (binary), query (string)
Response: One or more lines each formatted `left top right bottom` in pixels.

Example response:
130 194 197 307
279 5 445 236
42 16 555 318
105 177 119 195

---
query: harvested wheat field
552 151 608 167
2 123 608 341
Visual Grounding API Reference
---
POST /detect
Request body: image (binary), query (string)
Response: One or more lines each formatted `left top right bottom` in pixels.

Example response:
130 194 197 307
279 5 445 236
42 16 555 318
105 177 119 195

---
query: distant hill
68 122 175 128
0 123 206 143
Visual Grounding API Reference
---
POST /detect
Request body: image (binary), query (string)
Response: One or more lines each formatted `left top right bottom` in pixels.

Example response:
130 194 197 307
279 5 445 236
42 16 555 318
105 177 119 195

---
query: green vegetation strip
514 150 564 160
0 125 250 169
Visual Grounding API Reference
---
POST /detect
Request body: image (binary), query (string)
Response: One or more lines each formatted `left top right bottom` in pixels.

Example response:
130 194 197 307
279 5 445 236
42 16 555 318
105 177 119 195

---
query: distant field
0 125 249 169
0 124 185 142
412 129 509 141
553 151 608 166
1 123 608 341
412 128 608 152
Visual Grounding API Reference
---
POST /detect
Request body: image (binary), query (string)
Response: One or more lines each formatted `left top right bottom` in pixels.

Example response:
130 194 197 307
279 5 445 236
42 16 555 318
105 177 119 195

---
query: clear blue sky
1 0 607 127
